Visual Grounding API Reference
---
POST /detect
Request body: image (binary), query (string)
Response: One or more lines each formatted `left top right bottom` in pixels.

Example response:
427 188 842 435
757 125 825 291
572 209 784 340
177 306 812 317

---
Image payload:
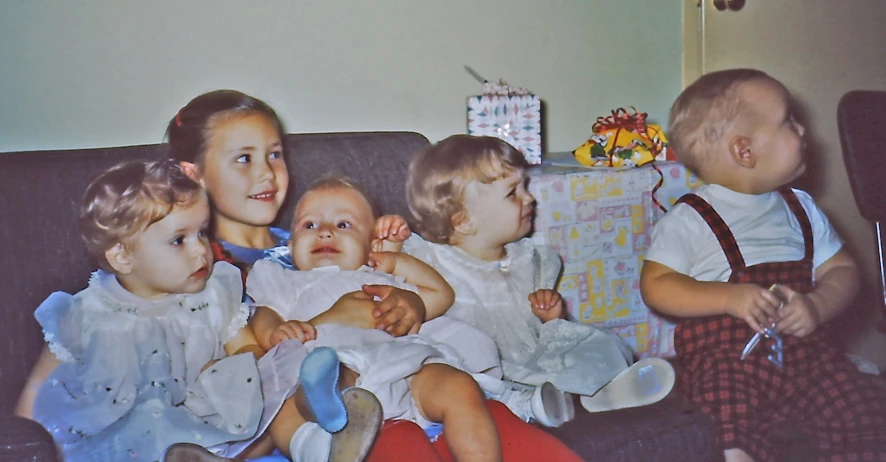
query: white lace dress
32 262 302 462
403 235 634 396
247 260 502 424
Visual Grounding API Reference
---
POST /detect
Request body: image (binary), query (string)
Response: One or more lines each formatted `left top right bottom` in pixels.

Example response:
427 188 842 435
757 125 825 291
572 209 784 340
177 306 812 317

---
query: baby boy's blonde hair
295 173 380 222
668 68 773 176
79 160 204 272
406 135 526 244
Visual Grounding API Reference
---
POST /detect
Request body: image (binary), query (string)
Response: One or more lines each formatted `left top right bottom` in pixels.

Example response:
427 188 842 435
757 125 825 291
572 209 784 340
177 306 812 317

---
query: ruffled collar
88 264 227 316
90 271 182 313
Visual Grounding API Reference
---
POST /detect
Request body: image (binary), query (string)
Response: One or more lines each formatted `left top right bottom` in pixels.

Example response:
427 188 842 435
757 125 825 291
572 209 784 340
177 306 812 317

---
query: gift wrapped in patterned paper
527 160 704 358
573 107 675 168
467 79 543 165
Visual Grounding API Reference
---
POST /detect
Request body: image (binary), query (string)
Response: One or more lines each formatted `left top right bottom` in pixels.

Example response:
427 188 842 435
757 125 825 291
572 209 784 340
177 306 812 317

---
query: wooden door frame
682 0 703 88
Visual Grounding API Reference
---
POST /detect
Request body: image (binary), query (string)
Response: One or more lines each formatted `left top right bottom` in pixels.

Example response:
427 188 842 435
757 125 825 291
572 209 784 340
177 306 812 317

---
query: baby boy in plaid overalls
640 68 886 462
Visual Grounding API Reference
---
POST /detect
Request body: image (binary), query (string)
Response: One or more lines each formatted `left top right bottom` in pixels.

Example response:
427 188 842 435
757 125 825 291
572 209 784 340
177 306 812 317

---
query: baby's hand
372 215 412 252
773 285 820 337
368 251 398 275
724 283 782 333
270 320 317 347
528 289 564 323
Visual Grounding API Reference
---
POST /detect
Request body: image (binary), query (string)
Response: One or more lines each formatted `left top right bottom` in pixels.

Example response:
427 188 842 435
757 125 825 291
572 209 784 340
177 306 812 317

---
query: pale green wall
0 1 682 152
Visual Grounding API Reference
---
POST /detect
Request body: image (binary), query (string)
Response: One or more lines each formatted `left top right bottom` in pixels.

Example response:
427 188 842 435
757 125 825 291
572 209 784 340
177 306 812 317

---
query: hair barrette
175 109 184 127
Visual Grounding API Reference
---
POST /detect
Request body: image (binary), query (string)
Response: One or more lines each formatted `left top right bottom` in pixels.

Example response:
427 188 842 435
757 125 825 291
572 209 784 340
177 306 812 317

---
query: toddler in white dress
405 135 677 414
15 160 304 462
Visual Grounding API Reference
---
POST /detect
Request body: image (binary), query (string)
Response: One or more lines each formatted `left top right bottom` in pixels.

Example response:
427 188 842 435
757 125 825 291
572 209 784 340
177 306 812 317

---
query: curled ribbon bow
592 107 649 134
574 107 673 212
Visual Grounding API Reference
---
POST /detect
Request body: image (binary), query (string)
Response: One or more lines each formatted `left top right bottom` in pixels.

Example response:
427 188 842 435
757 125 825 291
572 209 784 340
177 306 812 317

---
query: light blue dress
33 262 265 462
219 227 291 266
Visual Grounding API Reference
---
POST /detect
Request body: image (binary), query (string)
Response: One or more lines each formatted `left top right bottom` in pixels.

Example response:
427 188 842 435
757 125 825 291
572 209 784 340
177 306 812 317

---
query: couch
0 131 717 461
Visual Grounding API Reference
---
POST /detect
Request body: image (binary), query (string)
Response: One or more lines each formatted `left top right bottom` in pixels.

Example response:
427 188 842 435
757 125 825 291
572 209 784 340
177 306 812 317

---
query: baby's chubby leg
268 397 311 458
411 363 502 462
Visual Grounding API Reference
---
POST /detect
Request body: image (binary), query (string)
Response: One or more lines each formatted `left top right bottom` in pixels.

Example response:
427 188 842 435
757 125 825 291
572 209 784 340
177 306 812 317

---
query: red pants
365 400 581 462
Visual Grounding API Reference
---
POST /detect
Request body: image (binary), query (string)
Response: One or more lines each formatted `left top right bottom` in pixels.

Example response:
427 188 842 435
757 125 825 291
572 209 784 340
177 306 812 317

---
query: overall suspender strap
676 193 746 271
777 188 814 262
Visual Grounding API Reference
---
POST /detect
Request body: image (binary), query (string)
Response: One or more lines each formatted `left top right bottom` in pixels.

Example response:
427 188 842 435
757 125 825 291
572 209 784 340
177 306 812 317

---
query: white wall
0 0 682 152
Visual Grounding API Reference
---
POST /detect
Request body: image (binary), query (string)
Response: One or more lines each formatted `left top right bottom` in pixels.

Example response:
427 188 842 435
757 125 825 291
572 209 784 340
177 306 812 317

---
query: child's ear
179 161 204 185
105 243 134 275
728 135 756 169
451 211 476 236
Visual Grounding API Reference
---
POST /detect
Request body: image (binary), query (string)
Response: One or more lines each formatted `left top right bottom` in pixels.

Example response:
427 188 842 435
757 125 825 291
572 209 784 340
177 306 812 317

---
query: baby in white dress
247 175 522 462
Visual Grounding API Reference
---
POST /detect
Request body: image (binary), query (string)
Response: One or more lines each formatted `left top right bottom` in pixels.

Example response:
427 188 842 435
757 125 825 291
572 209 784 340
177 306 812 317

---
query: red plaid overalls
674 189 886 462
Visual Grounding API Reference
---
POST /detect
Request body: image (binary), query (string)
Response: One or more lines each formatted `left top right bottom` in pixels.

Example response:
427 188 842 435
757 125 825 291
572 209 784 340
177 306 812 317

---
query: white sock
289 421 332 462
475 375 534 422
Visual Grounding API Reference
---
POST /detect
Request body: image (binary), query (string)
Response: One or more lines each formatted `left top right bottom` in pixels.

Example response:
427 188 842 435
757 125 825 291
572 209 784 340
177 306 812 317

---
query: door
683 0 886 363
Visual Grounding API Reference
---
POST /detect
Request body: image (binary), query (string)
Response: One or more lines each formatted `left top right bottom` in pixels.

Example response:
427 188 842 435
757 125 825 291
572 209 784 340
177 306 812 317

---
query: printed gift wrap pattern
468 95 543 165
527 160 702 358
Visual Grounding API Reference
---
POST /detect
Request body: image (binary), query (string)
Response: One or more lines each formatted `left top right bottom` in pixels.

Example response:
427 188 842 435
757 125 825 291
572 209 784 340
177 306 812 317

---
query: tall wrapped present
467 79 543 165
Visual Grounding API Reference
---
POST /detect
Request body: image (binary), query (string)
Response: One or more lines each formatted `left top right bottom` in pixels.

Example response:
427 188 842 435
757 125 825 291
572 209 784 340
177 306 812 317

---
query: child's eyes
336 221 351 229
235 154 251 163
198 228 209 239
269 151 282 159
170 236 185 246
303 221 317 229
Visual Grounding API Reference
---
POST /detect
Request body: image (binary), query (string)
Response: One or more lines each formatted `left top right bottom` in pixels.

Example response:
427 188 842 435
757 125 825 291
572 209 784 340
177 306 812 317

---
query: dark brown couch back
0 131 429 413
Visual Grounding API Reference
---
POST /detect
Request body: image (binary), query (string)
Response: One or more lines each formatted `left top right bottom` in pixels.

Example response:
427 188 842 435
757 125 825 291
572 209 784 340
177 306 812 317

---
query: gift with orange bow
573 108 675 168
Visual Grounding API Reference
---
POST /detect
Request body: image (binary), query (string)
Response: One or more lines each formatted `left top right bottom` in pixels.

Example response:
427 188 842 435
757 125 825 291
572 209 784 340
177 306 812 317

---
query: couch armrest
0 414 59 461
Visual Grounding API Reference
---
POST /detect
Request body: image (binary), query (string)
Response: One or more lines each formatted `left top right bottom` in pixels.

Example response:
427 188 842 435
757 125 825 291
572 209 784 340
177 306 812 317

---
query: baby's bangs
143 189 203 229
474 152 522 184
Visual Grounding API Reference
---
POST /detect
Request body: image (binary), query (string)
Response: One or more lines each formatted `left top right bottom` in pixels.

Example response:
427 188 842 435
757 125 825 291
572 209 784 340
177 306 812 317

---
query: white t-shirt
645 184 843 282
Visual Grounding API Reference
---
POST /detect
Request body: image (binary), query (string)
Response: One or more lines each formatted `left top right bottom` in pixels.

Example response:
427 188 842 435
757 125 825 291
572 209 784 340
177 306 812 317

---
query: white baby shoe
530 381 576 428
579 357 675 413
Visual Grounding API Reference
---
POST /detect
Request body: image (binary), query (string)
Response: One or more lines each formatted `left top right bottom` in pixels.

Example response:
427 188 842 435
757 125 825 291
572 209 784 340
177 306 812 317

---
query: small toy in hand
573 107 674 168
739 284 786 369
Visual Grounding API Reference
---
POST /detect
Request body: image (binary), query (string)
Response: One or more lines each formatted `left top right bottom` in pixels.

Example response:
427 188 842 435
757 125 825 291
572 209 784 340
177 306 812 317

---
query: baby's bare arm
640 260 781 332
224 324 265 359
385 252 454 321
309 291 379 330
15 345 60 420
251 305 286 352
806 248 860 323
640 260 733 316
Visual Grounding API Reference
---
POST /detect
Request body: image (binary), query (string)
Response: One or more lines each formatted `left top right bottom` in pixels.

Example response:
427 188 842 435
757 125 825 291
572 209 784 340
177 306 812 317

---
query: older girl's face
197 112 289 234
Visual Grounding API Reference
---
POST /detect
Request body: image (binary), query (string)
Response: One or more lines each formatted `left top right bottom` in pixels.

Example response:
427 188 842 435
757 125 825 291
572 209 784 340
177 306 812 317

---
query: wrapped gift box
527 156 703 358
467 94 542 165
